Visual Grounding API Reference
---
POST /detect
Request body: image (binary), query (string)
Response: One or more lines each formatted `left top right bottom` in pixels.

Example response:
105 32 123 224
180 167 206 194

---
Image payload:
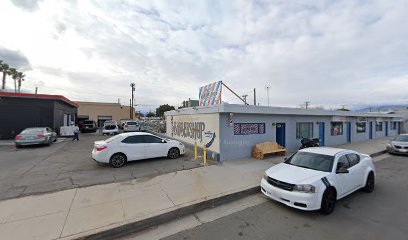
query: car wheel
320 188 336 215
168 147 180 159
15 144 21 149
53 137 57 142
363 172 375 193
109 153 127 168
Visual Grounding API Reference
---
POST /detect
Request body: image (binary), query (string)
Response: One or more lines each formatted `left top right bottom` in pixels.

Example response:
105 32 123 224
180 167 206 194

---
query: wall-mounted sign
199 81 222 106
357 117 368 122
332 116 347 122
171 121 205 142
234 123 265 135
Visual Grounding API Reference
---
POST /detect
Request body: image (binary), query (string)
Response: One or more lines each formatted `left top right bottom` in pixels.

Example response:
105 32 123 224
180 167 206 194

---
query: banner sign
199 81 222 106
234 123 265 135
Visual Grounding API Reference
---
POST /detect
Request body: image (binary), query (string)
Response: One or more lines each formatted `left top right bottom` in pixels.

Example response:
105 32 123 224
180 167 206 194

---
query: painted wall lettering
171 121 206 142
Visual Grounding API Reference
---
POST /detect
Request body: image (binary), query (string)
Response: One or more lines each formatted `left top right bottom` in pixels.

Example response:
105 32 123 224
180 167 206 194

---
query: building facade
75 101 135 127
165 104 403 161
0 92 78 139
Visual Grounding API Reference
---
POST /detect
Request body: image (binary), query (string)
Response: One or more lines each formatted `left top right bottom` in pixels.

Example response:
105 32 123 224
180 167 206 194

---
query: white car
261 147 376 214
102 120 119 135
92 132 185 168
123 121 140 132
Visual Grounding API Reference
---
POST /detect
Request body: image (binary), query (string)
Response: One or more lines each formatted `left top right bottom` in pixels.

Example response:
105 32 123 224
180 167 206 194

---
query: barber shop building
165 104 402 161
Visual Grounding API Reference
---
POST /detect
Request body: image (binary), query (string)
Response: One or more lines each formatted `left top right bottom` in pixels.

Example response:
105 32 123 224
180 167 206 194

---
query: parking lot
0 132 204 201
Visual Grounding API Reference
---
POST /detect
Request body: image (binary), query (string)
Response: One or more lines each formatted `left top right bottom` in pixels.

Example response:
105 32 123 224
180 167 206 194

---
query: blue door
346 122 351 143
319 122 325 146
369 122 373 139
276 123 286 147
398 122 401 134
385 122 388 136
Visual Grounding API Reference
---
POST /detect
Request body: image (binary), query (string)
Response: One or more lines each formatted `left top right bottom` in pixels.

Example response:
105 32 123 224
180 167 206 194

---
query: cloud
0 47 31 71
10 0 43 11
1 0 408 111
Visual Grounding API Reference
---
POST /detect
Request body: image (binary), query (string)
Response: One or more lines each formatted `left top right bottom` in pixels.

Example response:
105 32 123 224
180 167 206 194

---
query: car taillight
96 146 108 151
15 135 22 140
37 134 45 138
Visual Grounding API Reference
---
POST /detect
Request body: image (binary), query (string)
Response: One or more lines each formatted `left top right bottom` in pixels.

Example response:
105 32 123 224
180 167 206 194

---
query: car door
143 135 167 158
120 135 146 161
333 154 353 198
346 153 364 189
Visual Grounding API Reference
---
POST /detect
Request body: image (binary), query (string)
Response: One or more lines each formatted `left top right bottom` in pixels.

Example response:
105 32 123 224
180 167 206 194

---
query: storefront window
331 122 343 136
376 122 383 131
390 122 397 130
296 122 313 139
356 122 366 133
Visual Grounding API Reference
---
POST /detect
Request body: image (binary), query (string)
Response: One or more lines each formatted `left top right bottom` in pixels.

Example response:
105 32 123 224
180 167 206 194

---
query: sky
0 0 408 112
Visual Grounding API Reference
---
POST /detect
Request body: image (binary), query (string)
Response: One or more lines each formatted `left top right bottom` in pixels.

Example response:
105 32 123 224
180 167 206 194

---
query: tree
146 111 155 117
138 112 145 117
17 71 25 92
156 104 175 118
9 68 18 93
0 60 10 90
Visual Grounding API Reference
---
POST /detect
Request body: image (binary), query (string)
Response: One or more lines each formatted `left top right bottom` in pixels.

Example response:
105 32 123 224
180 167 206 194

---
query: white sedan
92 132 185 168
261 147 376 214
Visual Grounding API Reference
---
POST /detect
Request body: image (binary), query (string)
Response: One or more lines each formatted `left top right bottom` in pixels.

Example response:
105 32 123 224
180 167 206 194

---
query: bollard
194 142 198 160
203 146 207 166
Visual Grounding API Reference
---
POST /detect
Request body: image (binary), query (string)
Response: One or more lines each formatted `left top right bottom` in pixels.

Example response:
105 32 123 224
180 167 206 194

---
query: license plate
399 149 407 153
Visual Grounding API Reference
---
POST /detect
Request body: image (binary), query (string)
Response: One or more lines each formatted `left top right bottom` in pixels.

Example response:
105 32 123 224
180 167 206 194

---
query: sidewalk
0 137 391 240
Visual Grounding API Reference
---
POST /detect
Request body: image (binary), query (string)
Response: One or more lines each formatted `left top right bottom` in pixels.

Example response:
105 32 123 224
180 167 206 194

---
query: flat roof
0 91 78 108
165 104 402 119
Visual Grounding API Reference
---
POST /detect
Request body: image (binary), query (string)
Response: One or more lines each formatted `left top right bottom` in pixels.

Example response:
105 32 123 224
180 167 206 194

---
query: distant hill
356 104 408 112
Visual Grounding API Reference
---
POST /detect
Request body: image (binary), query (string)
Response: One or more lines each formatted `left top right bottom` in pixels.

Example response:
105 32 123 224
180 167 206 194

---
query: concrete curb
77 186 259 240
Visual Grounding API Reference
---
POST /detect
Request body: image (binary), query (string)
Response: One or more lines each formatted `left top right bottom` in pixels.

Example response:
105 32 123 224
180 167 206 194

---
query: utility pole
242 94 248 105
253 88 256 105
265 85 271 106
130 83 135 120
129 99 132 119
304 101 310 109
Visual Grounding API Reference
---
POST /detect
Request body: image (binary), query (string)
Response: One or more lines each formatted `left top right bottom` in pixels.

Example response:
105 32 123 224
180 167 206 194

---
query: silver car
386 134 408 155
15 127 57 148
123 121 140 132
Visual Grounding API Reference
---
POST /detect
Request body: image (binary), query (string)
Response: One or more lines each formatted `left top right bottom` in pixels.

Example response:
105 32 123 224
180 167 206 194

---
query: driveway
0 133 205 200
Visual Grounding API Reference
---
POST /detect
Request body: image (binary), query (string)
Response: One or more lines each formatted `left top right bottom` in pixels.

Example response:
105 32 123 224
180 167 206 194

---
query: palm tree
0 60 10 90
9 68 18 93
17 71 25 93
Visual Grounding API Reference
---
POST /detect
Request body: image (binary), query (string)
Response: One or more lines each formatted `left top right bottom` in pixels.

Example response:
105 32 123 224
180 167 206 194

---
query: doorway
276 123 286 147
369 122 373 139
319 122 325 146
346 122 351 143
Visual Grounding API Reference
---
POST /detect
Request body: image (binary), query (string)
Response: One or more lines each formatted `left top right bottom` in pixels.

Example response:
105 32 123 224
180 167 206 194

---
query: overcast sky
1 0 408 112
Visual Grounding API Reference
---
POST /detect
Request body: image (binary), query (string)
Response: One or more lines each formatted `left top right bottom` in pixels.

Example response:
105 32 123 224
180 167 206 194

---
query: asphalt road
0 132 204 200
163 154 408 240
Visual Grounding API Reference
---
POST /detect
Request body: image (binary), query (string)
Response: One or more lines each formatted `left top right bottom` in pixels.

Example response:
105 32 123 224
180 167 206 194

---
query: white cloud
0 0 408 112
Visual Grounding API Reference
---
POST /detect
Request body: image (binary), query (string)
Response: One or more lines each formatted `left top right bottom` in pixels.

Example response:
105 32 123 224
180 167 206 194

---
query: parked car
260 147 375 214
123 121 140 132
81 120 98 133
15 127 57 148
386 134 408 155
92 132 185 168
102 120 118 135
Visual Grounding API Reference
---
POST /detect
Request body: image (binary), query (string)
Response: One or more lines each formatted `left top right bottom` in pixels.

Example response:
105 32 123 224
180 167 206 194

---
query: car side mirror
336 168 349 174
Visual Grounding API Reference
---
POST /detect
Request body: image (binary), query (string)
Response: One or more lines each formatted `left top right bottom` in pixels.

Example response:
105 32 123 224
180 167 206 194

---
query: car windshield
84 121 94 124
105 135 122 143
21 128 44 134
394 135 408 142
284 152 334 172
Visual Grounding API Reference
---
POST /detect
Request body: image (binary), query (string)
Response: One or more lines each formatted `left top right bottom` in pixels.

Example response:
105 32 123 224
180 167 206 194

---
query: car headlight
293 184 316 193
263 172 268 181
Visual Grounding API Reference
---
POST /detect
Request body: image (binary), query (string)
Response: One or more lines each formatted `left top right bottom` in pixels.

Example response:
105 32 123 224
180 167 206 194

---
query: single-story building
74 101 135 127
165 104 403 161
0 92 78 139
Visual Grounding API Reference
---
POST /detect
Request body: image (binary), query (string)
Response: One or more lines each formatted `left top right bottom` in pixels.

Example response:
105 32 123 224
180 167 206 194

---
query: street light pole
130 83 135 120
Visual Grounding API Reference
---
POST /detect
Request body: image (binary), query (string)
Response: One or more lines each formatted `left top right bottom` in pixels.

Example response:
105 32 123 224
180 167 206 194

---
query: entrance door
398 122 401 134
346 122 351 143
385 122 388 136
276 123 286 147
369 122 373 139
319 122 325 146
